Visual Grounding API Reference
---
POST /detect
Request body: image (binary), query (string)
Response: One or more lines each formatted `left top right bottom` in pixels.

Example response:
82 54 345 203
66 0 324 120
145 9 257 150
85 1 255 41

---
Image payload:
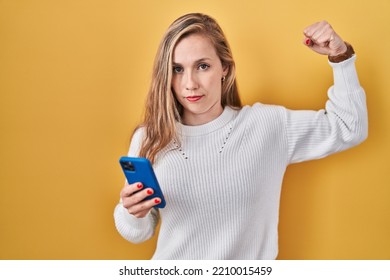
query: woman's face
171 33 228 126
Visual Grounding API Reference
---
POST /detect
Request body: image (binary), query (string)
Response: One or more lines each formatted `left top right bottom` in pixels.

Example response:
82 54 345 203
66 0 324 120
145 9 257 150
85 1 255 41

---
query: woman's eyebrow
172 57 212 65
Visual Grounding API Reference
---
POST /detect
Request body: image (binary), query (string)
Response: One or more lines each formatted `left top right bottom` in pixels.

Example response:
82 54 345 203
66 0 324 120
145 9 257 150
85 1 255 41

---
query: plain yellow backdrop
1 0 389 259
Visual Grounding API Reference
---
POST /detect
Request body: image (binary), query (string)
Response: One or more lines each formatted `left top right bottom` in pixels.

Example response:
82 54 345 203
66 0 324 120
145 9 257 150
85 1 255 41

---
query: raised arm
287 21 368 163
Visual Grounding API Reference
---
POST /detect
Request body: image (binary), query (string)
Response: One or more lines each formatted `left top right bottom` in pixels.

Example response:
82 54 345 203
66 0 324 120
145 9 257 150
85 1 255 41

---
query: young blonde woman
114 13 368 259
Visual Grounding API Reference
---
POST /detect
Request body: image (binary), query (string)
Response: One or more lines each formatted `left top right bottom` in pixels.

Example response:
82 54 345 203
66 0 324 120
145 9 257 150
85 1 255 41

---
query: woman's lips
186 95 203 102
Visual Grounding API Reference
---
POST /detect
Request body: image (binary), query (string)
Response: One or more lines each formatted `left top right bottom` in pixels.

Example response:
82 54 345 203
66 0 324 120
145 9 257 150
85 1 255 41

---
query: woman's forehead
173 34 218 64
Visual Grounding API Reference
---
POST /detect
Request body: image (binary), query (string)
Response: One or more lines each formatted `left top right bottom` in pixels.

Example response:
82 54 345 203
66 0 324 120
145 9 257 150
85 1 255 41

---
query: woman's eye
173 66 183 73
198 63 209 70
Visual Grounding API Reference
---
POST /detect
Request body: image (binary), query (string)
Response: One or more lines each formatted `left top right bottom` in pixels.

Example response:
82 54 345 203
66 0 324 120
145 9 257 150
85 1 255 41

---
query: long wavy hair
137 13 242 163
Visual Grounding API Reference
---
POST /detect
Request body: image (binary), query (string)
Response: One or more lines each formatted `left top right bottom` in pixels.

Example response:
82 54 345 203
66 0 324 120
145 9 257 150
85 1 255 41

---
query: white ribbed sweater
114 56 368 259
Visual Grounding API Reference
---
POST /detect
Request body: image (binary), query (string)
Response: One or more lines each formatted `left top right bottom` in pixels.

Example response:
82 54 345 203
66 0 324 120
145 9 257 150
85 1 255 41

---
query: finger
122 188 155 208
304 20 332 41
120 182 143 198
127 197 161 218
303 37 329 55
303 20 323 37
311 24 331 44
314 29 333 45
304 37 313 47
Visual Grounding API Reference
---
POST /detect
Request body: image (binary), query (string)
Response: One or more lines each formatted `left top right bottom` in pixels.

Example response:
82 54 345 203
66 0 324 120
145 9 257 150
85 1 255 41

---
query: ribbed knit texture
114 56 368 259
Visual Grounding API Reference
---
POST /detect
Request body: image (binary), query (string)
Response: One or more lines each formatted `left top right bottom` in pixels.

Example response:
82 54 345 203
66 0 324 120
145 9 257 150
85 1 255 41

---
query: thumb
303 37 332 56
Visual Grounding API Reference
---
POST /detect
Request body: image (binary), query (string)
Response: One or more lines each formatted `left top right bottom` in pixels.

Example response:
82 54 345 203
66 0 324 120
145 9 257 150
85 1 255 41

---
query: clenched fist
303 20 347 57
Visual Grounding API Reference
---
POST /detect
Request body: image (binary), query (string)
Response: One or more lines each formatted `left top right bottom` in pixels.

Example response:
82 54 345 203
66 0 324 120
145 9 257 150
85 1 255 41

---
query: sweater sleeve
113 127 160 243
286 55 368 164
114 203 160 244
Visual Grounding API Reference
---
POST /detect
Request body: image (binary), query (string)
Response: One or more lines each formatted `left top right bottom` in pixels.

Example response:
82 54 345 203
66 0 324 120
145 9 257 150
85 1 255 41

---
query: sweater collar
177 106 237 136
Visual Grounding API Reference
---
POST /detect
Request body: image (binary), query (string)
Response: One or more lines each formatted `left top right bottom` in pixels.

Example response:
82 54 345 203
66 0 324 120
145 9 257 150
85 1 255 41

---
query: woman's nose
185 72 198 91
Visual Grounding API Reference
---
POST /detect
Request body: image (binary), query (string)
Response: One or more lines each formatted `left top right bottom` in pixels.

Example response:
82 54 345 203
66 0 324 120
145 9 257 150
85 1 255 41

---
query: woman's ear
222 64 229 77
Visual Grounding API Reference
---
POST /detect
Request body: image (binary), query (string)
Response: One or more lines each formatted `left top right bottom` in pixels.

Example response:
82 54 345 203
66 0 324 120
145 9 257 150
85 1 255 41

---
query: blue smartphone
119 156 166 208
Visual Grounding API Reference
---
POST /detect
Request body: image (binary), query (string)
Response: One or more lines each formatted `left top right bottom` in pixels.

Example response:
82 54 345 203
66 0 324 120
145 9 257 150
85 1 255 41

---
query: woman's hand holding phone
120 182 161 218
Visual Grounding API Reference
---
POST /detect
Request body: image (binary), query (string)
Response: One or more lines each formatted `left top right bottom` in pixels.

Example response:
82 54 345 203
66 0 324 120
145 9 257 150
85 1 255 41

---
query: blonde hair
137 13 242 163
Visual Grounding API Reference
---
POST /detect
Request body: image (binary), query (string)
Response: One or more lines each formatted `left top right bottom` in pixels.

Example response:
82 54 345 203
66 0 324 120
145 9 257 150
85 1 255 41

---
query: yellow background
1 0 389 259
